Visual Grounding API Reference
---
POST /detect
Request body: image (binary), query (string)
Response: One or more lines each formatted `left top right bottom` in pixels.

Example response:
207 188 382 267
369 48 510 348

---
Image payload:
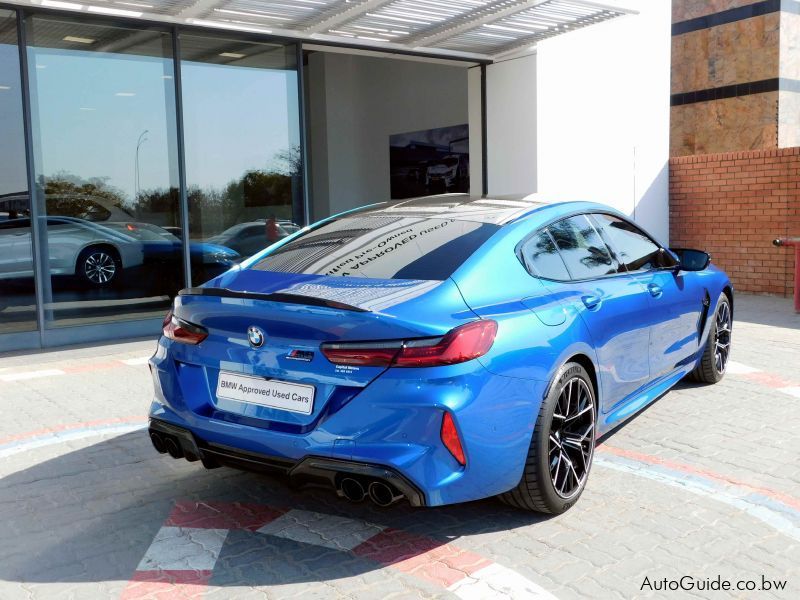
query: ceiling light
88 6 142 17
0 85 11 91
219 52 246 59
40 0 83 9
116 1 153 7
162 75 173 79
63 35 95 44
79 107 96 111
115 92 136 97
36 65 47 69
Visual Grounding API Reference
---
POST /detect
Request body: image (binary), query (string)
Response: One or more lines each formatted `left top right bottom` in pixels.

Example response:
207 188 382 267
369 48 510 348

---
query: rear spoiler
177 287 370 313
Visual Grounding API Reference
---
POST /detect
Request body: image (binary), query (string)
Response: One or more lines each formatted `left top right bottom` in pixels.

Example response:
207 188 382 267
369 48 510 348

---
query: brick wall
669 147 800 295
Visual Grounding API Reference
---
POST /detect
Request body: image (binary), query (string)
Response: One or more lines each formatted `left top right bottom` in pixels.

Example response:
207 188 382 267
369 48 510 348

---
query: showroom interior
0 0 665 353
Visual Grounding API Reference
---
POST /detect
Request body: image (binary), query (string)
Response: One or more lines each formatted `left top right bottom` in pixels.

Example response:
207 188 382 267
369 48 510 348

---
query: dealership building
0 0 690 353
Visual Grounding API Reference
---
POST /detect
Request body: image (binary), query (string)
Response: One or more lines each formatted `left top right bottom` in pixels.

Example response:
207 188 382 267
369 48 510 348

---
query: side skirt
598 366 692 435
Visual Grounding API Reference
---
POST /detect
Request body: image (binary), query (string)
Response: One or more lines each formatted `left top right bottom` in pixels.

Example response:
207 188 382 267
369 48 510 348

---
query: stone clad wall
672 0 766 22
670 2 782 156
671 11 779 94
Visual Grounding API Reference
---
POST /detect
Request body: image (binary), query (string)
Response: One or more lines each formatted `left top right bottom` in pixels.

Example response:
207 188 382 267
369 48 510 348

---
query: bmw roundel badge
247 326 265 348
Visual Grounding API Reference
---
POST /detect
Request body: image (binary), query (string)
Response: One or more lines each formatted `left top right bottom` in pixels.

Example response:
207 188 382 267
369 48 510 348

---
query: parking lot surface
1 294 798 599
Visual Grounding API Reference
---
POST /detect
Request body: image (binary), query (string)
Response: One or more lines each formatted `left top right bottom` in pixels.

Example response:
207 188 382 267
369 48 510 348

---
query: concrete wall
306 52 469 219
483 0 671 240
485 53 537 196
467 65 483 197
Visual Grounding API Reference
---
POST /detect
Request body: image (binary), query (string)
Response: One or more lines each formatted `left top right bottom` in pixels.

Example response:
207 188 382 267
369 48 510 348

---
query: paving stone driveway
1 294 798 599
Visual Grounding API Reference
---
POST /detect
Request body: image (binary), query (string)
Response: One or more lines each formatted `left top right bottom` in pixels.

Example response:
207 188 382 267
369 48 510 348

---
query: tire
689 293 732 384
499 361 597 514
76 246 121 287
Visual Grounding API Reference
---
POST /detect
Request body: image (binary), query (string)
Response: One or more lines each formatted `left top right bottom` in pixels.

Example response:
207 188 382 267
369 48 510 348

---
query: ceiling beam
490 8 625 58
407 0 548 47
303 0 395 35
176 0 224 19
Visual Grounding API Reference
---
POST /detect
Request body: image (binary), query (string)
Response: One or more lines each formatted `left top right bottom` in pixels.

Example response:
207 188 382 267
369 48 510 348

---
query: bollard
773 237 800 313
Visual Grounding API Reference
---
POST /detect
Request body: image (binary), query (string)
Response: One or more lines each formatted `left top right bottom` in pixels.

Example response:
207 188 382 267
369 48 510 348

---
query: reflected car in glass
148 195 733 513
206 220 300 258
103 222 240 283
0 216 144 286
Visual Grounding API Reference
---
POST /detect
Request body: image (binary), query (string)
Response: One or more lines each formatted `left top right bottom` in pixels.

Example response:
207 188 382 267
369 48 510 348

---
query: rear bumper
149 343 547 506
148 418 426 506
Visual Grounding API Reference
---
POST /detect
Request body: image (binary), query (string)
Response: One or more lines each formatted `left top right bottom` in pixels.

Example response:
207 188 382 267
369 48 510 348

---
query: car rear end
148 211 542 506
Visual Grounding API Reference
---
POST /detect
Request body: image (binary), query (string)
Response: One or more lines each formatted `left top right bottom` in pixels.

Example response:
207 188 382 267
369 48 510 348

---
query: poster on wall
389 124 469 200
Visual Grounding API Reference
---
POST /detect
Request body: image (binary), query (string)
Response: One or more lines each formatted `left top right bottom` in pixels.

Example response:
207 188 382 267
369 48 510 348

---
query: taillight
441 412 466 466
162 310 208 345
320 320 497 368
317 340 402 367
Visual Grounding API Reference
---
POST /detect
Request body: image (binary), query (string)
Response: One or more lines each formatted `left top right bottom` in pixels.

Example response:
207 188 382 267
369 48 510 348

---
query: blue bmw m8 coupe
148 194 733 513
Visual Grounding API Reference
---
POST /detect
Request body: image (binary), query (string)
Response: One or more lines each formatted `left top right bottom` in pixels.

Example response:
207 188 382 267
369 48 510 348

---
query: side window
548 215 616 279
592 213 676 271
520 230 571 281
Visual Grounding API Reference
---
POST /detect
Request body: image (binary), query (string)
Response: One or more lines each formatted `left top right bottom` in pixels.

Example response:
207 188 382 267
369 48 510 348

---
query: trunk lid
169 269 475 430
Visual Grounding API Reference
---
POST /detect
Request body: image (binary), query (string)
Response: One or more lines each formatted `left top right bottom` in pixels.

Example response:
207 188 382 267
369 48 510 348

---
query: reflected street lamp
135 129 149 201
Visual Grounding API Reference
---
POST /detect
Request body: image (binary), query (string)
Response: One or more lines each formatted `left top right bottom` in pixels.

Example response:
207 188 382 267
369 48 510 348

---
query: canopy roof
17 0 636 60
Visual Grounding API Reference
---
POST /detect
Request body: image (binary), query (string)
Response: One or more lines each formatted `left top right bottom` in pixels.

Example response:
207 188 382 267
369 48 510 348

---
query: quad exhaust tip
164 437 183 459
149 432 167 454
339 477 404 507
340 477 366 502
368 481 404 507
150 430 184 459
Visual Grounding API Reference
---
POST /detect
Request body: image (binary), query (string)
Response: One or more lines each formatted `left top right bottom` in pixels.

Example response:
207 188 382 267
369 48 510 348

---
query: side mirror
670 248 710 271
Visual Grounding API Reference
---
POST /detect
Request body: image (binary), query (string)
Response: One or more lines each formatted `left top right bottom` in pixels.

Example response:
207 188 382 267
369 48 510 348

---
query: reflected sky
28 46 177 203
182 61 298 190
0 42 27 197
26 38 299 201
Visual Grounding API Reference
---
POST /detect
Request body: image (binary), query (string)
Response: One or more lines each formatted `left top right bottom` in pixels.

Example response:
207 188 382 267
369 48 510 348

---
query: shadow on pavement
0 430 550 587
731 293 799 330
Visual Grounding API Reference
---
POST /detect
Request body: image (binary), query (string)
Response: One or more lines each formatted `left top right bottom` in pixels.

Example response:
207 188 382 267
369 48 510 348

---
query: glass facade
27 16 181 328
0 7 303 350
0 10 35 335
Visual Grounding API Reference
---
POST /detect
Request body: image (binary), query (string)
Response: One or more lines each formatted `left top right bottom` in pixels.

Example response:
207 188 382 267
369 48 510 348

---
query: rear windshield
251 216 499 280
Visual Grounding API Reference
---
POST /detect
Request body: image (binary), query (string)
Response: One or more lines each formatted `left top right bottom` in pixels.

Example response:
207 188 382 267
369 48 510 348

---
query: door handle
581 294 602 310
647 283 663 297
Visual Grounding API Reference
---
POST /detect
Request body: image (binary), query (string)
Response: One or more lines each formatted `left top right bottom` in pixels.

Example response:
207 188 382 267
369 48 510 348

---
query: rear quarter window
520 230 571 281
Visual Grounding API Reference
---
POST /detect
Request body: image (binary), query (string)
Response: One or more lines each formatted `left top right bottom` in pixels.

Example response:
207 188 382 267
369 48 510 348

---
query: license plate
215 371 315 415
